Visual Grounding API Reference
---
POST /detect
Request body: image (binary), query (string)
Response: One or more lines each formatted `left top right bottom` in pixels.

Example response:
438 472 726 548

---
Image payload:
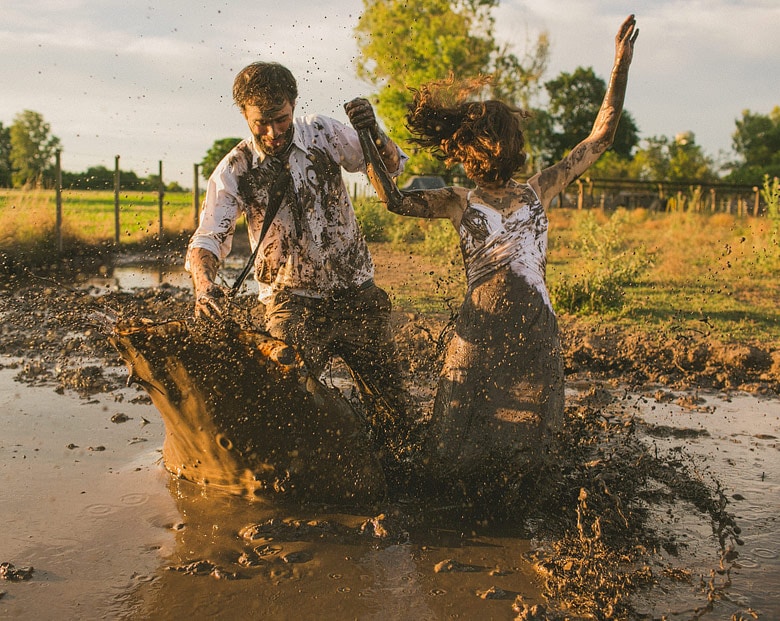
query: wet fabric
459 183 552 309
264 282 411 458
187 114 407 304
427 184 565 492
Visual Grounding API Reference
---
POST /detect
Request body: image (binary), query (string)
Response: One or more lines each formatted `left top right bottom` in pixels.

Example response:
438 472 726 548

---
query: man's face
243 99 295 156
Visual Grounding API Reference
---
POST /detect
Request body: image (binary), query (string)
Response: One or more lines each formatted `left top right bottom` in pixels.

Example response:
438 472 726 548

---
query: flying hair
406 74 530 184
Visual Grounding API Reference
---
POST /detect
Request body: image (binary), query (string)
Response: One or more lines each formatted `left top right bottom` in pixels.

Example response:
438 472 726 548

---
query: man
186 61 409 457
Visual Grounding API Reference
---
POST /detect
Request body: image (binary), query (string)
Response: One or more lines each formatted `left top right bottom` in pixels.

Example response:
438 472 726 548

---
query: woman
365 16 638 497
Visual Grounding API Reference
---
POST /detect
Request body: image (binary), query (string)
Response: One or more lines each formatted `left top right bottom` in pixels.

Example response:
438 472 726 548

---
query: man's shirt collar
251 120 303 167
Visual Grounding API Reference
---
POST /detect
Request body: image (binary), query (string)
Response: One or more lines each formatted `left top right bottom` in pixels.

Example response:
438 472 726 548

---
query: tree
726 106 780 184
538 67 639 166
201 137 243 180
586 150 635 179
61 165 146 190
0 122 11 187
354 0 548 180
9 110 61 188
489 33 549 110
62 165 114 190
630 133 716 182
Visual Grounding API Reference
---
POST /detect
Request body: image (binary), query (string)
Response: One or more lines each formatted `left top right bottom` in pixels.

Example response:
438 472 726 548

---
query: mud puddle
2 357 778 620
81 260 254 296
631 391 779 618
0 363 178 620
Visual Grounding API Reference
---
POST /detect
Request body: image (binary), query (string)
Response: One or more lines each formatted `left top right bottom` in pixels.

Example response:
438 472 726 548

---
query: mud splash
109 317 386 504
1 281 778 618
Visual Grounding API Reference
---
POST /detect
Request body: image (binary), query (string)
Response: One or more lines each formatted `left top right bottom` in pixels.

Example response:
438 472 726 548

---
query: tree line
0 111 184 191
2 0 779 191
350 0 779 187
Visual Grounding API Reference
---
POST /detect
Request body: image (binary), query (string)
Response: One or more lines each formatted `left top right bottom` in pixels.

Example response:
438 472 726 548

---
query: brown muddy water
2 366 779 619
83 258 253 295
1 263 779 619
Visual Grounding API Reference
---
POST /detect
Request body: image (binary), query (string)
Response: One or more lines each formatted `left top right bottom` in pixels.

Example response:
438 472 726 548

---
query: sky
2 0 778 187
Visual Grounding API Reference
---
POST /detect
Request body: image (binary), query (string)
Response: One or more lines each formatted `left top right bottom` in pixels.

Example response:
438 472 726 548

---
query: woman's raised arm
530 15 638 207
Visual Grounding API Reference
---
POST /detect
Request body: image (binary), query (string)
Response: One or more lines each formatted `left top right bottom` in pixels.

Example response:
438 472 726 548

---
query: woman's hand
615 14 639 69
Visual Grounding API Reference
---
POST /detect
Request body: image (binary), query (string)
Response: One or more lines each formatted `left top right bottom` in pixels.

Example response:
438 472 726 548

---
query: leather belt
330 279 375 301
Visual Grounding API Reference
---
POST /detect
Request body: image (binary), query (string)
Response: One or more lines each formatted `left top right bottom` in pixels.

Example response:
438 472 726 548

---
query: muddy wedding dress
426 184 565 496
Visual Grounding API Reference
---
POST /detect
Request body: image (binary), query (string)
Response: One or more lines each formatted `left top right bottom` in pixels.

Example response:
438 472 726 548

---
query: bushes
551 209 650 315
353 197 460 262
761 174 780 241
353 197 394 242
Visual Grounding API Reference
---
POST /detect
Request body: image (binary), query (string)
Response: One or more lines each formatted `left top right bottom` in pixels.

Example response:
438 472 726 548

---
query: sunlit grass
0 188 198 247
546 208 780 342
2 189 778 344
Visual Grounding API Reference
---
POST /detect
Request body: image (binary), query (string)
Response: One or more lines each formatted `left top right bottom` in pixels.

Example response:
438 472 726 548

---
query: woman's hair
406 76 529 184
233 62 298 111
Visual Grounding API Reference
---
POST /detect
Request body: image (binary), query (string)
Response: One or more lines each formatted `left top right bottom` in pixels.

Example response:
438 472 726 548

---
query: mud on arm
390 187 465 224
187 247 227 320
533 15 638 207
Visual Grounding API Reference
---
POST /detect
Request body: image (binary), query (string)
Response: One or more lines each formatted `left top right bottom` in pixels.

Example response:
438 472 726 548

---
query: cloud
2 0 777 183
493 0 779 160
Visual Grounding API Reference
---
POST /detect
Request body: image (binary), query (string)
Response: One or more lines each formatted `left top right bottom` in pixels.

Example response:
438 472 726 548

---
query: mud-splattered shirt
459 183 552 310
188 114 406 303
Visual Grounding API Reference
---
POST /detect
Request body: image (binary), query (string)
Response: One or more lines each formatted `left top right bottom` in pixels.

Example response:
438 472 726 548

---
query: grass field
2 188 779 344
0 188 198 247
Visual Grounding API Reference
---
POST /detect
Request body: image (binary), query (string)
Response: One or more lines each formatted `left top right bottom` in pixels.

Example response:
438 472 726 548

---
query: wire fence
566 177 767 216
50 152 204 252
39 153 772 253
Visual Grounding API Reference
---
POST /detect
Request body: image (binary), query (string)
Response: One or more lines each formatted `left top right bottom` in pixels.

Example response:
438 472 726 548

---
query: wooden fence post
158 160 164 240
193 163 200 229
55 150 62 253
753 186 760 216
114 155 121 244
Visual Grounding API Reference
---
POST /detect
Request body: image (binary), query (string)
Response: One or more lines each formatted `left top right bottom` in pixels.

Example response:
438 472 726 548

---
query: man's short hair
233 62 298 111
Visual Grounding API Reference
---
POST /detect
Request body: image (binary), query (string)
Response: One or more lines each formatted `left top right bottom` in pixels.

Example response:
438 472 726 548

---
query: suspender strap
230 156 293 297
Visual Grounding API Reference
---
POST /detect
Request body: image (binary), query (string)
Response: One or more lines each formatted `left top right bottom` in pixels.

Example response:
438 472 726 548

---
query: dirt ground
2 274 777 409
1 244 777 620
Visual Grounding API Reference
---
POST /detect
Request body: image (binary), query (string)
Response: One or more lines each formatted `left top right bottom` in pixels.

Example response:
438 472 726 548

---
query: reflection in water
122 478 541 621
636 393 780 619
81 261 257 296
120 392 780 621
2 361 779 618
83 264 193 292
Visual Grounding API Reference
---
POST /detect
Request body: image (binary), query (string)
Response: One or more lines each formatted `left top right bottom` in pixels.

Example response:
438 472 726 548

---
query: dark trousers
264 282 409 455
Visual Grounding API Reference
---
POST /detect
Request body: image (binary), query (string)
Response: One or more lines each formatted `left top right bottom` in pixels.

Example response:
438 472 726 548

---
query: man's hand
188 247 226 321
345 97 400 173
195 283 227 321
344 97 378 132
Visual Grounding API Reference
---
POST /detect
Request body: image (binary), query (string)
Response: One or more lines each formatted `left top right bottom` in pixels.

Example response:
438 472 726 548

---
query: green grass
545 207 780 342
2 189 778 345
373 202 780 344
0 188 198 247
